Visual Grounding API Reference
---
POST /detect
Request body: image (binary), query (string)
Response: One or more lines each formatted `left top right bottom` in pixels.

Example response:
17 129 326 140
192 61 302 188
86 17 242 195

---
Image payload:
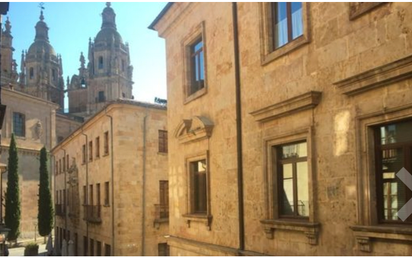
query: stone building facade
67 3 134 119
151 2 412 255
0 87 57 239
52 100 169 256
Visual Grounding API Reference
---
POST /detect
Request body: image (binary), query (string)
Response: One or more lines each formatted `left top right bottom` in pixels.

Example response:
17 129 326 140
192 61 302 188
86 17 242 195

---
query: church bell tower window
98 56 104 69
29 67 34 79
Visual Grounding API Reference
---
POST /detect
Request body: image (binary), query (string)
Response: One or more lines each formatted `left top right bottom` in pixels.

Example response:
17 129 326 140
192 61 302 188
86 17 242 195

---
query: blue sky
6 2 168 108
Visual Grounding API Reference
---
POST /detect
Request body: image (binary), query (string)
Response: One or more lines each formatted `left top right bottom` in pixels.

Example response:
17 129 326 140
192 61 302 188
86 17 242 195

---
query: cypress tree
5 134 21 241
38 147 53 236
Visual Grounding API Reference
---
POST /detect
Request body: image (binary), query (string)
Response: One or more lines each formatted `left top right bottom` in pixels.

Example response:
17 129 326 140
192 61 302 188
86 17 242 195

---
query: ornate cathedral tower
0 17 18 86
68 2 134 117
22 10 64 109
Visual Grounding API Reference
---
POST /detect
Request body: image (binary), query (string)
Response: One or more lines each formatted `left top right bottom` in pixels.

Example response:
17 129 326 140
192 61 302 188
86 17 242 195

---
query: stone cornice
333 55 412 96
250 91 322 123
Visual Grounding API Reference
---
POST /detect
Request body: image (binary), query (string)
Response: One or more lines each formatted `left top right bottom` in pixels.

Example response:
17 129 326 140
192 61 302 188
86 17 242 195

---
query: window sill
103 153 109 157
262 35 309 66
153 218 169 229
183 213 213 231
260 219 320 245
184 87 207 105
350 225 412 252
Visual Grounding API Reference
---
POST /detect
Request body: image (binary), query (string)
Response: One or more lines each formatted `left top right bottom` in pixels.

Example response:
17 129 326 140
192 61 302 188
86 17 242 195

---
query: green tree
5 134 21 241
38 147 53 236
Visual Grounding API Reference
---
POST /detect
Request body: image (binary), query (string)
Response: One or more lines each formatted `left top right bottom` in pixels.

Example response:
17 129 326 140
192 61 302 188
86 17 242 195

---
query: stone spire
34 10 49 42
4 17 11 35
101 2 116 30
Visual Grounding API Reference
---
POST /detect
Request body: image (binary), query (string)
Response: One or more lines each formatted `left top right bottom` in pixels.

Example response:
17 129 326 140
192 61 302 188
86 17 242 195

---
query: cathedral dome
27 40 57 57
95 28 123 45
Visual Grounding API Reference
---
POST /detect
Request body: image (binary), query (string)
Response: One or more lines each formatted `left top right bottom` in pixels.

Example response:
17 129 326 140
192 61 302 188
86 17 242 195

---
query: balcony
154 204 169 229
55 204 65 217
83 205 102 224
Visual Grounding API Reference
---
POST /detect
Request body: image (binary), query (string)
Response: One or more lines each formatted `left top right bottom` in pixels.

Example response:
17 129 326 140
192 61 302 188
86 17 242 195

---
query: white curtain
292 6 303 39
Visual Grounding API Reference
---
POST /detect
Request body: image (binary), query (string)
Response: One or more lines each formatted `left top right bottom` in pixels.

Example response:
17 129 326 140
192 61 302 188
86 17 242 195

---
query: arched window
29 67 34 79
98 57 104 69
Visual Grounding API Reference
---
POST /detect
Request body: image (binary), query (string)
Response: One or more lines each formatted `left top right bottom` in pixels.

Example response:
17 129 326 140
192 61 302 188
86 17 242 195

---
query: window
82 144 86 164
375 120 412 223
90 239 94 256
276 141 309 218
259 3 309 64
121 60 125 72
104 244 111 256
83 236 88 256
55 161 58 174
271 2 303 49
66 154 69 170
159 181 169 219
158 243 170 256
13 112 25 137
96 241 102 256
52 69 56 81
90 184 94 206
159 130 168 153
190 159 207 214
98 91 105 103
104 131 109 155
83 185 87 204
59 159 62 173
89 141 93 161
189 37 205 95
96 137 100 158
63 156 66 172
104 182 109 206
29 67 34 79
98 56 103 69
97 183 101 207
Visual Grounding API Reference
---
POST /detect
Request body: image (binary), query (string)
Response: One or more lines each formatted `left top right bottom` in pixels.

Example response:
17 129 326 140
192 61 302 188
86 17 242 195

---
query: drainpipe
232 2 245 252
61 148 67 243
104 108 115 256
80 130 89 253
141 112 148 256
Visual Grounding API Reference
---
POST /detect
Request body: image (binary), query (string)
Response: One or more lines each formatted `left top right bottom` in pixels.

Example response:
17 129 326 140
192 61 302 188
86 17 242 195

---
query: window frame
276 141 310 219
259 2 310 65
181 21 208 104
89 141 93 161
373 120 412 224
96 137 100 158
104 131 109 156
104 181 109 206
158 130 168 153
261 128 319 244
185 152 210 217
13 112 26 137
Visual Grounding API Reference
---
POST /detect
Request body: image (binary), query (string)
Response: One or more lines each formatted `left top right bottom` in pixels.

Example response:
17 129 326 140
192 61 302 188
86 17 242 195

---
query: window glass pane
193 160 207 213
297 161 309 217
195 55 200 81
291 2 303 39
281 142 307 159
281 163 294 215
381 148 407 221
199 50 204 80
275 2 288 48
380 120 412 145
194 41 203 52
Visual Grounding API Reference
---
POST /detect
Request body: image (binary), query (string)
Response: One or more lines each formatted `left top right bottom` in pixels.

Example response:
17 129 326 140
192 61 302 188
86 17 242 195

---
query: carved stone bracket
261 219 320 245
183 214 213 231
356 236 371 252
